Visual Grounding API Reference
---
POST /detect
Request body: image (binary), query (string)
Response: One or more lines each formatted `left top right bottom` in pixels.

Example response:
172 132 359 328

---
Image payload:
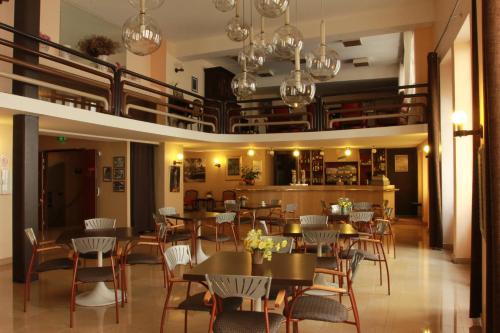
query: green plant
244 229 287 261
241 166 261 180
78 35 120 57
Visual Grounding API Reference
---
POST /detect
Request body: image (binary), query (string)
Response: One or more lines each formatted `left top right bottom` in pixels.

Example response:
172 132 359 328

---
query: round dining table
56 227 140 307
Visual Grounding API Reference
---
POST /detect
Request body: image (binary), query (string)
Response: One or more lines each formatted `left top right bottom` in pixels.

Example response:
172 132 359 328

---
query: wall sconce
452 110 483 137
293 149 300 157
173 152 183 166
423 145 430 158
269 149 275 156
247 149 255 157
213 158 221 168
344 147 352 157
174 62 184 73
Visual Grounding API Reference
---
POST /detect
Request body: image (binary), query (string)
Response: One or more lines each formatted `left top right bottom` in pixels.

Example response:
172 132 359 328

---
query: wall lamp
293 149 300 157
174 62 184 73
173 152 183 166
345 147 352 157
247 149 255 157
214 158 221 168
452 110 483 138
423 145 430 158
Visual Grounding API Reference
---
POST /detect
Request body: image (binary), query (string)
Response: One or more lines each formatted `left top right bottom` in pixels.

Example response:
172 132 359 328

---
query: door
274 152 296 185
386 148 418 216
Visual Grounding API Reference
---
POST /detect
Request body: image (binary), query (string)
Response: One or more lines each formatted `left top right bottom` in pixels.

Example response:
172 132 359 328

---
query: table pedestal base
76 282 122 307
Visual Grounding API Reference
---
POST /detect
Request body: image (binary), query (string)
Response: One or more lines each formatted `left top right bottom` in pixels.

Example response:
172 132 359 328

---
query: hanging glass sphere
280 69 316 108
231 71 257 99
128 0 165 10
122 14 162 56
226 17 250 42
238 43 265 72
254 0 289 18
213 0 236 12
254 33 274 56
272 24 303 59
306 46 341 81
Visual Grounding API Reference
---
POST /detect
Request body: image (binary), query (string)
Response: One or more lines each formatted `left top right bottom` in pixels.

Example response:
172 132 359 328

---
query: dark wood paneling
12 115 39 282
387 148 418 216
204 67 235 101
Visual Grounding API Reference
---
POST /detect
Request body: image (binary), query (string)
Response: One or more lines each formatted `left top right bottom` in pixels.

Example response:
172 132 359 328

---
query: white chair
84 218 116 230
352 202 372 211
200 212 238 252
299 215 328 225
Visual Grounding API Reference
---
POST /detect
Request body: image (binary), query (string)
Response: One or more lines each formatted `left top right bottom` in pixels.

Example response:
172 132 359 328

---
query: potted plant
77 35 120 63
244 229 287 264
241 166 261 185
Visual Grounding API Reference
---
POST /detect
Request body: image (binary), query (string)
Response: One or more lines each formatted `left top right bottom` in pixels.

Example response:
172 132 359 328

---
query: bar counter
234 185 396 216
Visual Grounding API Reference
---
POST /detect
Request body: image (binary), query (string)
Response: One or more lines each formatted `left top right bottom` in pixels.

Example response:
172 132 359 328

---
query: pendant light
122 0 162 56
231 57 257 99
280 46 316 108
128 0 165 10
226 0 250 42
238 6 265 72
305 0 341 81
213 0 236 12
272 6 303 60
254 0 289 18
254 16 274 56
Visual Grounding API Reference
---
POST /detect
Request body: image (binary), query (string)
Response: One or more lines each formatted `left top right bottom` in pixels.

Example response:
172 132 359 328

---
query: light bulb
452 110 467 125
345 147 352 157
176 153 184 161
231 71 257 99
213 0 236 12
128 0 165 10
238 42 265 72
226 16 250 42
269 149 275 156
247 149 255 157
254 33 274 56
293 149 300 157
254 0 289 18
423 145 430 154
272 24 303 59
306 46 341 81
122 13 162 56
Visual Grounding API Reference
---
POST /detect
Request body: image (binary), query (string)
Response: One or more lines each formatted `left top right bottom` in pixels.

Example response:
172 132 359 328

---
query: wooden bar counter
234 185 396 216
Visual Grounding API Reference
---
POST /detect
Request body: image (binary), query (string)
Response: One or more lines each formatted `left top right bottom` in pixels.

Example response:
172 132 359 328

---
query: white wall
166 51 215 97
0 122 13 262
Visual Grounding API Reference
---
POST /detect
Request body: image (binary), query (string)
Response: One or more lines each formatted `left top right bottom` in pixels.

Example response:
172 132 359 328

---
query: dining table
282 222 359 239
56 227 140 307
162 211 220 264
239 201 281 226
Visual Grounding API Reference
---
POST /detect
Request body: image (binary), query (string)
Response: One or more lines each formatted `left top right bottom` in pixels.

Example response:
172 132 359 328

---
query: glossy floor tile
0 220 479 332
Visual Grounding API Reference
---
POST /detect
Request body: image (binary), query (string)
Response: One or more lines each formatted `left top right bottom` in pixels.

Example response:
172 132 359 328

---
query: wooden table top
183 252 317 286
282 223 359 238
56 227 140 244
163 211 220 221
240 203 281 210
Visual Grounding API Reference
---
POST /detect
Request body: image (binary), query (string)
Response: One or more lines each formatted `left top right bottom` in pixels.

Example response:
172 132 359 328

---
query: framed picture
113 156 125 168
226 156 242 179
184 157 206 182
170 165 181 192
191 76 198 93
103 166 112 182
113 167 125 180
113 181 125 192
394 155 408 173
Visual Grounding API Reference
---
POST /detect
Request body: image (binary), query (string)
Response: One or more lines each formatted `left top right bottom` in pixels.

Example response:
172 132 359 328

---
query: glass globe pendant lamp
254 0 289 18
226 0 250 42
305 19 341 81
272 7 303 60
128 0 165 10
280 46 316 108
231 58 257 99
238 27 265 72
213 0 236 12
254 16 274 56
122 7 162 56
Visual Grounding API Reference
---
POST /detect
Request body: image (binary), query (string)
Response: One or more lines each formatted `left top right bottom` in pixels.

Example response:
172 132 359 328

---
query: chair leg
111 272 119 323
184 310 188 333
24 252 35 312
231 224 238 252
392 233 396 259
160 284 173 333
380 246 391 295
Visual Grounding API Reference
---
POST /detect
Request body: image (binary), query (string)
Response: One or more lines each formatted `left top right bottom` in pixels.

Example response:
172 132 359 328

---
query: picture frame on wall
103 166 112 182
226 156 242 179
113 156 125 168
191 76 198 93
113 167 125 180
394 155 409 172
184 157 206 182
113 181 125 192
170 165 181 192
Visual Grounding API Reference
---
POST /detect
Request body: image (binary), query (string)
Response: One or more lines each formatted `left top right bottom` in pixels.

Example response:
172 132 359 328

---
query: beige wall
417 140 429 224
39 136 129 227
0 122 13 262
414 26 435 83
0 0 14 94
165 52 214 97
156 142 184 213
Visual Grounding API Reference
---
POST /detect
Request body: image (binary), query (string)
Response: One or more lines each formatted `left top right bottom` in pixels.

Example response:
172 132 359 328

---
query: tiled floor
0 220 479 332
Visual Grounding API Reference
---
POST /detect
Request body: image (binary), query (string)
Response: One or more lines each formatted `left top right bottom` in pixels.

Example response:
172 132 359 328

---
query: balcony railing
0 23 428 135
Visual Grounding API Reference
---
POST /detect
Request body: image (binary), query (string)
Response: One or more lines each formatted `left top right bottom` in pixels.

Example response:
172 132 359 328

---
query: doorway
387 148 419 216
40 149 96 231
274 151 297 185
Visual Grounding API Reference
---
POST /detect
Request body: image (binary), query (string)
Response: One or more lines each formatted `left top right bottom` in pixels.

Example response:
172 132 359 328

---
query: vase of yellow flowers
338 197 352 215
244 229 287 264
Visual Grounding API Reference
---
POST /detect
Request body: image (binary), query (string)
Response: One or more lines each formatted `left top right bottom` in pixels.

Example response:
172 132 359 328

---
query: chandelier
122 0 163 56
213 0 236 12
280 46 316 108
272 7 303 60
254 0 289 18
232 57 257 99
226 0 250 42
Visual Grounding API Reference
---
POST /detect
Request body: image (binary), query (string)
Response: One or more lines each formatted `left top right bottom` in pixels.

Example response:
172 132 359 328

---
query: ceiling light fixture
247 149 256 156
254 0 289 18
226 0 250 42
280 46 315 108
231 57 257 98
128 0 165 10
293 149 300 157
122 0 163 56
213 0 236 12
238 6 265 72
272 6 303 60
305 0 341 81
254 16 274 56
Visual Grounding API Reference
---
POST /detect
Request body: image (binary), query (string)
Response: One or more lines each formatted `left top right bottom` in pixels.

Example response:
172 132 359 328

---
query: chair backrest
349 211 374 223
352 202 372 211
222 190 236 201
330 204 341 215
72 237 116 254
263 236 294 253
205 274 272 301
302 230 338 246
224 200 239 212
185 189 198 200
216 212 236 224
350 251 365 281
163 245 191 271
299 215 328 225
385 207 394 219
270 198 282 206
84 218 116 230
24 228 37 247
284 203 297 213
159 207 177 216
374 219 391 234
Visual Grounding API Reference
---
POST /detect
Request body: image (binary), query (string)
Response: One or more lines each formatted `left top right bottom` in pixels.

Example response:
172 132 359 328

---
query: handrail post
113 68 123 116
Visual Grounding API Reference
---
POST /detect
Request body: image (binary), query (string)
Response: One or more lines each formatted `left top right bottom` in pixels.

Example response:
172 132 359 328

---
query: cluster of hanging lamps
254 16 274 56
231 57 257 98
272 6 303 59
254 0 289 18
305 0 341 81
238 5 265 73
213 0 236 12
225 0 250 42
122 0 163 56
280 46 316 108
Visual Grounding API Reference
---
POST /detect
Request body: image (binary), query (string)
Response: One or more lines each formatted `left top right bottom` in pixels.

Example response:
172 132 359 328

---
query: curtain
131 142 156 232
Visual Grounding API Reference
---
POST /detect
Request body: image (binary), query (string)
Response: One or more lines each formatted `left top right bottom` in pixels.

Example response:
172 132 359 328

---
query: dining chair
214 190 237 211
184 189 199 211
262 202 296 234
352 201 373 211
302 230 340 271
299 215 328 225
23 228 73 312
156 210 192 245
205 274 285 333
285 251 365 333
225 200 253 233
70 237 122 328
160 245 242 333
84 218 116 230
348 211 374 233
373 218 396 258
200 212 239 252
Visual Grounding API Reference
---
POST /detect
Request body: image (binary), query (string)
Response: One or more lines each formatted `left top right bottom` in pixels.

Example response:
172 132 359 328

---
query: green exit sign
57 136 66 143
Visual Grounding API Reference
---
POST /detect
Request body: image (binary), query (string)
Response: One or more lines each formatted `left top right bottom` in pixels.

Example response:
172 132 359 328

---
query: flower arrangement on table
241 166 261 185
244 229 287 264
338 197 352 214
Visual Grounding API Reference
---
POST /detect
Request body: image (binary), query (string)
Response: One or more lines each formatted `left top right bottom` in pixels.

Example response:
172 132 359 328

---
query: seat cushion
36 257 73 272
76 266 117 283
214 311 284 333
316 256 339 270
340 249 379 261
289 295 348 323
124 252 162 265
200 233 232 242
178 292 242 312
